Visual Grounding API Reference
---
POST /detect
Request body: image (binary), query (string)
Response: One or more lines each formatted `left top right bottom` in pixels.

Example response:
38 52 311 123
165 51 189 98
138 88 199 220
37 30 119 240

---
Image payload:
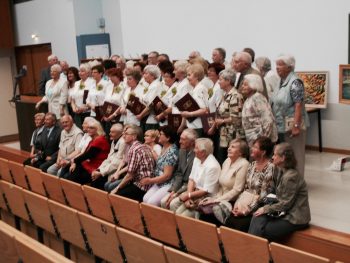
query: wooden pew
117 226 167 263
164 246 210 263
24 165 46 196
0 145 29 164
109 194 145 235
78 211 124 263
220 226 270 263
82 185 116 223
270 242 330 263
140 203 182 248
282 226 350 263
60 178 90 214
8 160 29 189
175 215 223 262
0 221 73 263
0 157 13 183
41 172 67 204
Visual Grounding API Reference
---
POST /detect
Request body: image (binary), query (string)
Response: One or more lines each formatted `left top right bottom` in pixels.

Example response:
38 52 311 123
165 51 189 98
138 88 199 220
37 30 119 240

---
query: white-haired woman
169 138 221 218
68 119 110 189
36 64 68 119
137 65 164 131
71 63 95 129
271 55 309 177
208 69 245 165
241 74 277 147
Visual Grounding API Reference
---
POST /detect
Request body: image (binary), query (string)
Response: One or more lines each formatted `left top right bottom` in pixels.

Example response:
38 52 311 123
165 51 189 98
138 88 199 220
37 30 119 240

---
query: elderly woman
199 139 249 225
36 64 68 119
249 142 311 241
137 65 164 131
23 113 46 166
224 136 275 232
142 126 179 206
71 63 95 129
170 138 221 218
102 68 125 134
179 64 209 137
68 119 110 189
241 74 278 147
120 69 145 126
207 62 225 113
255 57 280 100
272 55 309 177
86 64 108 119
208 69 245 165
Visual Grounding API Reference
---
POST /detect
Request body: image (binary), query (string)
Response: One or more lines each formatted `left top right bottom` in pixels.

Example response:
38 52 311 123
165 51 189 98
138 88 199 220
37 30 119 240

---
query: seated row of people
25 115 310 241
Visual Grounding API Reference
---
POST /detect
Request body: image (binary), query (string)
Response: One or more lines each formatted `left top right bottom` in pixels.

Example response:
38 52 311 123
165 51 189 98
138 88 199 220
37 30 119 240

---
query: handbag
233 190 259 215
285 116 305 133
197 202 218 214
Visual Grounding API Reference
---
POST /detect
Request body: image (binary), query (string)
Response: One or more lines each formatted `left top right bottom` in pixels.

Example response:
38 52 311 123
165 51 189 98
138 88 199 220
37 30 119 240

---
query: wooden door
15 44 52 95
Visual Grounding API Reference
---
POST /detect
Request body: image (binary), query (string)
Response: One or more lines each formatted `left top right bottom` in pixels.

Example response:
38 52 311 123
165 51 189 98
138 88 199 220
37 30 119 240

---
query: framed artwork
296 71 328 108
339 64 350 104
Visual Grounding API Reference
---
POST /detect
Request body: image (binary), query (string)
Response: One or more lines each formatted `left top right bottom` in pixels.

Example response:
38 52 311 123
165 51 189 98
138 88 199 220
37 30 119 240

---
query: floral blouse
217 87 245 147
244 161 275 205
154 144 179 187
242 92 278 146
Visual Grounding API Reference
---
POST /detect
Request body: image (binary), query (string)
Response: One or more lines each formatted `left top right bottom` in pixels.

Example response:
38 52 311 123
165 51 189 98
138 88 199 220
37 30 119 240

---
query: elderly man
147 51 159 65
111 125 155 202
170 138 221 218
161 129 198 209
255 56 280 100
38 54 58 95
212 47 230 69
91 123 126 189
47 115 83 176
232 51 268 98
60 60 69 80
30 112 61 172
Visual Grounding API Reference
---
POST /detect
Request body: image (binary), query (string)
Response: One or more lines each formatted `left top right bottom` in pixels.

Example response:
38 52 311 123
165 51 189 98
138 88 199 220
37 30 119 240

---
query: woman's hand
181 111 192 119
140 177 152 186
69 163 76 173
35 102 41 110
199 197 214 206
253 207 265 217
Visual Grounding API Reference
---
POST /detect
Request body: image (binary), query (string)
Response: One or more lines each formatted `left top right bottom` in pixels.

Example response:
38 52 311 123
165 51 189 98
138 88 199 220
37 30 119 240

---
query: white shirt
189 154 221 195
171 78 192 114
185 82 209 129
140 79 164 124
122 84 144 126
41 78 68 119
71 77 95 108
104 81 126 106
86 79 108 116
208 80 223 113
264 70 280 101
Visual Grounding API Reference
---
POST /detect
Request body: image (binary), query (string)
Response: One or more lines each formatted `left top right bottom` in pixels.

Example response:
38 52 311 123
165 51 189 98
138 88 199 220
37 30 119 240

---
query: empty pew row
0 151 349 262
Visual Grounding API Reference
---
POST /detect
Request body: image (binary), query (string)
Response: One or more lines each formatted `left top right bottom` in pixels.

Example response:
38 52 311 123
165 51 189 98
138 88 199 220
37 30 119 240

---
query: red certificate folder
167 114 182 131
151 96 168 116
127 94 146 116
174 93 200 122
201 112 216 134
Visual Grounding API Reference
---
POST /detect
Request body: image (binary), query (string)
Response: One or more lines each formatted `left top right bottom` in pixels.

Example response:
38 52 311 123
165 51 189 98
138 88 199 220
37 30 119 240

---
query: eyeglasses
87 126 96 129
123 132 135 136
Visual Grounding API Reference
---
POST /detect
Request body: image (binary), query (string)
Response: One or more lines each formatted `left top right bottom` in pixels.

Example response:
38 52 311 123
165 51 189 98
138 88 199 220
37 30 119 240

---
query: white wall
101 0 124 56
0 57 19 136
13 0 78 66
73 0 103 35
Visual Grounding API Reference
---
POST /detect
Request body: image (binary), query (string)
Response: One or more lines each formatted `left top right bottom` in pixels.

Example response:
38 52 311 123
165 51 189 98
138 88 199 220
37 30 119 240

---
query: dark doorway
15 43 52 95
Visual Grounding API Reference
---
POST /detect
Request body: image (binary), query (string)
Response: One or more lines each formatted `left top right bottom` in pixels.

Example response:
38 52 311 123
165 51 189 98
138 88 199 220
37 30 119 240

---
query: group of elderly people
26 48 310 241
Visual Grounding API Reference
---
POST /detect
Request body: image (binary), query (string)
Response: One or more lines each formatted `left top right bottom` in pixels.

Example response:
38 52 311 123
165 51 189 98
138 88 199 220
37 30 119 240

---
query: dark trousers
248 215 309 241
199 213 222 227
24 158 56 173
116 183 146 202
224 214 252 232
66 164 107 190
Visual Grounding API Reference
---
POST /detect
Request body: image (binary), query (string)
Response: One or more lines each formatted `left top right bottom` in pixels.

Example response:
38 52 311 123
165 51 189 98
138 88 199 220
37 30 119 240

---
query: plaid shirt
127 141 155 191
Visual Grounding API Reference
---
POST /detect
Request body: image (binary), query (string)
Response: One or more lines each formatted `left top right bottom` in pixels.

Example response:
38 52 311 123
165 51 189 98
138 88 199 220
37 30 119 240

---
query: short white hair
111 123 124 133
126 60 135 69
244 74 263 93
79 63 91 73
276 54 295 71
236 51 252 64
174 60 189 74
182 128 198 142
219 69 236 86
144 65 161 79
195 138 214 155
48 54 57 61
255 56 271 72
51 64 62 72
